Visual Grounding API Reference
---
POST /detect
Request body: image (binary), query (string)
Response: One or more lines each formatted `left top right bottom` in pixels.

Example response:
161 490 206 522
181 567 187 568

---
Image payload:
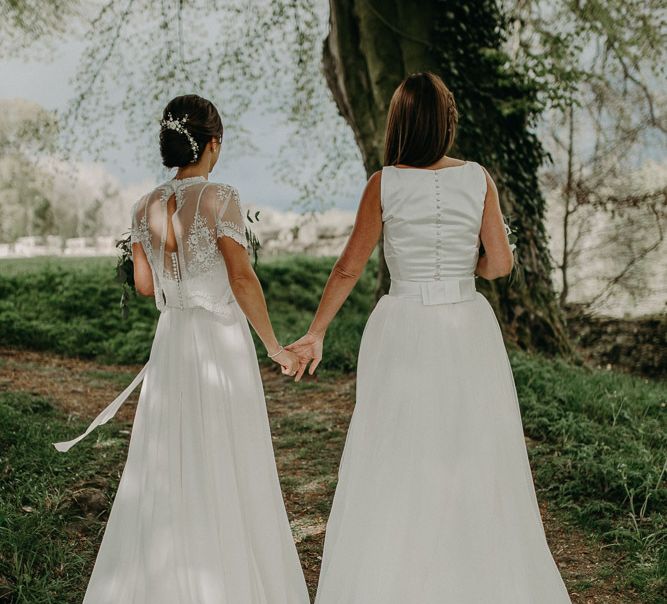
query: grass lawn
0 255 375 369
0 257 116 277
0 256 665 602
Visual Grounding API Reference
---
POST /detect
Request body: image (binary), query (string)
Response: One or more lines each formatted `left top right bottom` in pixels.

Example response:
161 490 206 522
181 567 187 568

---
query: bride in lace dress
289 73 572 603
54 95 309 604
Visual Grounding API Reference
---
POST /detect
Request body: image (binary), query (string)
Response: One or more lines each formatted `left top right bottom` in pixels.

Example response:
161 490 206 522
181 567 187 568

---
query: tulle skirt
81 303 309 604
315 292 572 603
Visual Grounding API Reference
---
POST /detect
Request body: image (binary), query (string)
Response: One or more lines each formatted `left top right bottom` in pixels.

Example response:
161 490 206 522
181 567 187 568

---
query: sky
0 34 365 212
2 8 664 213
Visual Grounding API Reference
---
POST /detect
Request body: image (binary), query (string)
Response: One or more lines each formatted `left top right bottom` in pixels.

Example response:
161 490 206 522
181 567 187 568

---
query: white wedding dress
315 163 572 603
54 176 309 604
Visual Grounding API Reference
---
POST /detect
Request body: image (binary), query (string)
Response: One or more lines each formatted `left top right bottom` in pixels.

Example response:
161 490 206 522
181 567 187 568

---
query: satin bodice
380 162 487 282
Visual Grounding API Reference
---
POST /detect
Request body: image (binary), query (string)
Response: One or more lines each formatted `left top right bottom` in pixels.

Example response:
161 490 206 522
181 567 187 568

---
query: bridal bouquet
116 234 135 319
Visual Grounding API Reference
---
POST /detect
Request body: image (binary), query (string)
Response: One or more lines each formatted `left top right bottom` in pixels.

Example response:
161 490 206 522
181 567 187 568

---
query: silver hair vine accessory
160 112 199 162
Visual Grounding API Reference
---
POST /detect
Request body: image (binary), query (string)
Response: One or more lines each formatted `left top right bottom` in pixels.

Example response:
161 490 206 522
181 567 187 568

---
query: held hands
285 331 324 382
269 347 301 377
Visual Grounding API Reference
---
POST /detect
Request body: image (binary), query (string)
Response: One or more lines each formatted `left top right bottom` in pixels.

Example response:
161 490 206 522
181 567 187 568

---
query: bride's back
131 175 247 314
381 162 486 282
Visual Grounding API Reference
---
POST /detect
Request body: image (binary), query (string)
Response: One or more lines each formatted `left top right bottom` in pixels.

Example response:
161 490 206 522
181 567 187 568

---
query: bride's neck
174 163 209 180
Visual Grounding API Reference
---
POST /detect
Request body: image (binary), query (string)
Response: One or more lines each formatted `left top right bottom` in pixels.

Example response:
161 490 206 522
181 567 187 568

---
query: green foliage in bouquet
245 210 262 267
115 234 134 320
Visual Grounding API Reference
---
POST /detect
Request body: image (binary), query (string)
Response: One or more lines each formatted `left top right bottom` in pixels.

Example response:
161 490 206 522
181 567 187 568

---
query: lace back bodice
380 162 487 282
130 176 247 314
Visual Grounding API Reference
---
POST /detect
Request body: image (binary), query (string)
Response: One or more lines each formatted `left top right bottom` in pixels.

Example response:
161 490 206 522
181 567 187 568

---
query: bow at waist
388 277 477 305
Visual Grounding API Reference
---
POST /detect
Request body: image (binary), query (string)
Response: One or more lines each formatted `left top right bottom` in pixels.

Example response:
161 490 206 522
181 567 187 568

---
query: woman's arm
287 171 383 379
218 236 300 375
132 242 155 297
475 168 514 280
308 171 383 335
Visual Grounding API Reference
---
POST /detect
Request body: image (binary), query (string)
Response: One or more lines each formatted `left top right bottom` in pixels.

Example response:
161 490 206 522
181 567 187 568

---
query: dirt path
0 347 642 602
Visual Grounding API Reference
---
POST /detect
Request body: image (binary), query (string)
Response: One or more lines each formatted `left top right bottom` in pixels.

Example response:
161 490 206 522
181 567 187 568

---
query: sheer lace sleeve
130 197 147 246
215 184 247 247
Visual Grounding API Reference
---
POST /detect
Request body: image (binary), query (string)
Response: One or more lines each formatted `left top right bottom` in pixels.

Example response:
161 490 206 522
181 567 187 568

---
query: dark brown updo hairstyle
383 72 458 167
159 94 223 168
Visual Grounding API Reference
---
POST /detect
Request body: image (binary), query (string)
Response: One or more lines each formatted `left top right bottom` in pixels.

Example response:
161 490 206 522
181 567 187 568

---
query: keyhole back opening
164 193 179 255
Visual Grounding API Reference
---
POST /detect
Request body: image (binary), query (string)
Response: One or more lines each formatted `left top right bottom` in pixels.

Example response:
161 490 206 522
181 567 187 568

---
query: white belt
388 277 477 305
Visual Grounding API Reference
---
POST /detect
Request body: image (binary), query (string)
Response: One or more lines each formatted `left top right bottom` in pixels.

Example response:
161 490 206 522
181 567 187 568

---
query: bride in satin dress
289 73 572 603
54 94 309 604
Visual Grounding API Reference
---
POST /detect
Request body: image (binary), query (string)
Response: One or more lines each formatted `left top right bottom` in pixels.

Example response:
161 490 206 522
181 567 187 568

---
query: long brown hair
383 72 458 167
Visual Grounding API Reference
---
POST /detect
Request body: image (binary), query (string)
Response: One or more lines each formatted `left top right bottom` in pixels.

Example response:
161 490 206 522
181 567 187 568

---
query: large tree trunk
323 0 572 355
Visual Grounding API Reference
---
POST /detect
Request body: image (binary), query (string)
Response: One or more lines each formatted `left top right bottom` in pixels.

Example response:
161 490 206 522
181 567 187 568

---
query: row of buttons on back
434 171 443 280
171 252 185 309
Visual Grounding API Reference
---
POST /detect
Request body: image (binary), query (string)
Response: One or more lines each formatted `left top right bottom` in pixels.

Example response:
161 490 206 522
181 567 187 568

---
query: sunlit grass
0 391 129 603
0 256 116 276
0 255 665 601
512 351 666 599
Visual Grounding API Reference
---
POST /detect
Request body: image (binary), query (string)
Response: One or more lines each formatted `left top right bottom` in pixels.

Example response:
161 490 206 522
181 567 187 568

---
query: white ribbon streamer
53 363 149 453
